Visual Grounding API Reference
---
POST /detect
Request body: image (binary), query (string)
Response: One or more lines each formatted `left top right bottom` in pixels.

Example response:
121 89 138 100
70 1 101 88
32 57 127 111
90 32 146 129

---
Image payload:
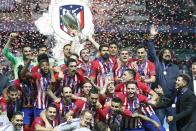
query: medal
162 63 168 76
163 71 167 75
172 104 176 108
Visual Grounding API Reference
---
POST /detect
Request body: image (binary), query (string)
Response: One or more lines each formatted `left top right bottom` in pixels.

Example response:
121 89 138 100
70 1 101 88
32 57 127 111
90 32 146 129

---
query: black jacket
174 88 196 131
189 76 195 91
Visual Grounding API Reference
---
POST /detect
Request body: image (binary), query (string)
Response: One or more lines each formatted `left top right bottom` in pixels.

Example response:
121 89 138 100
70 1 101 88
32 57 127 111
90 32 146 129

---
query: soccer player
2 33 37 79
0 86 22 120
31 104 58 131
100 97 160 131
60 59 85 94
14 65 36 131
20 54 58 117
78 48 92 77
90 45 117 88
130 44 156 85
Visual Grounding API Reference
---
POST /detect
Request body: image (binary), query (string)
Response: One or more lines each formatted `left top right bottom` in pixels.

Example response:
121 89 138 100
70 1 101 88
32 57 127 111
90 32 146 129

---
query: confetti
0 0 195 76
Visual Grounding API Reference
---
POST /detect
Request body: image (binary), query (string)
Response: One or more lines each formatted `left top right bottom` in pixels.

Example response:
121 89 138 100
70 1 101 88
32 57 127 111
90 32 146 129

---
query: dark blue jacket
146 40 179 99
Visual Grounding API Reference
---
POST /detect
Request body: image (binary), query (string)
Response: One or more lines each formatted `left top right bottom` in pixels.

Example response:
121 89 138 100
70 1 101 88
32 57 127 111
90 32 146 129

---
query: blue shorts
22 107 34 125
34 108 43 118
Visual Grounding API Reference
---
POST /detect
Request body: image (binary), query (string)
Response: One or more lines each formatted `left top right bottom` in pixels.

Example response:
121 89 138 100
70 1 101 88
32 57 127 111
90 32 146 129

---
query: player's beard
112 109 122 115
102 53 110 61
65 97 72 105
163 55 172 64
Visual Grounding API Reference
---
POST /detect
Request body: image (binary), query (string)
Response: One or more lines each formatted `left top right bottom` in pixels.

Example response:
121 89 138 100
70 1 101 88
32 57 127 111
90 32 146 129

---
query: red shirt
130 60 156 81
110 56 117 64
31 65 39 73
115 82 152 96
0 97 7 112
59 70 85 94
31 72 58 109
70 99 85 116
54 99 76 123
124 94 155 116
99 106 132 121
115 62 132 81
77 60 91 77
90 57 117 88
99 92 126 106
71 99 103 120
14 79 36 107
124 94 148 110
31 117 58 131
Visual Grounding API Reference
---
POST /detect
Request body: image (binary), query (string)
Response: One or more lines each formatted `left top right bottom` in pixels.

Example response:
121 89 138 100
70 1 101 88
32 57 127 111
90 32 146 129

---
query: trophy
60 12 86 44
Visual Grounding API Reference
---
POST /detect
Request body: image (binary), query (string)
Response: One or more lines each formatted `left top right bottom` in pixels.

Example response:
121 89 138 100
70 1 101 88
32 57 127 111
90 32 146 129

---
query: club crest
51 0 94 41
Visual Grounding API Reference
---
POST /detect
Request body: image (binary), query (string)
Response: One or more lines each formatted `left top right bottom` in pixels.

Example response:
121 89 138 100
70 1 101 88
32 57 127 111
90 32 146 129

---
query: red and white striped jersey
31 117 58 131
90 57 117 88
55 100 76 123
60 70 85 94
130 60 156 81
14 79 36 107
115 82 152 96
32 72 57 109
77 60 92 77
115 63 132 80
124 94 155 116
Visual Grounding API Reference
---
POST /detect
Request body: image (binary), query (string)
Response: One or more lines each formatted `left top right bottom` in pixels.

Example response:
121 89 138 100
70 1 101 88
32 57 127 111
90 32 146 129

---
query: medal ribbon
162 63 169 74
128 96 140 113
98 58 113 74
43 73 51 91
137 60 147 76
